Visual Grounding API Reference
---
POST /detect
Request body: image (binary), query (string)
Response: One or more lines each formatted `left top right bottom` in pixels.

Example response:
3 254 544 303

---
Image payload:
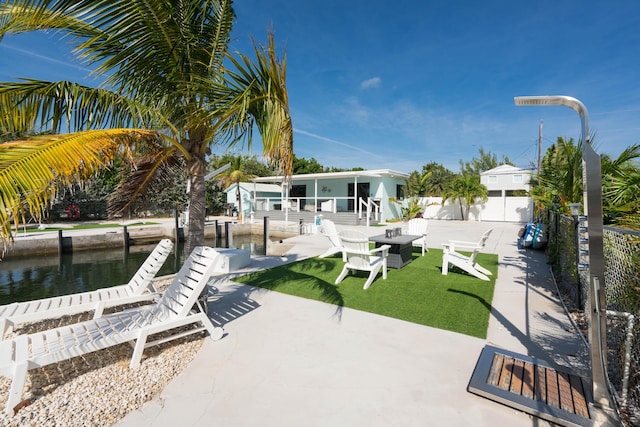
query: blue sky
2 1 640 173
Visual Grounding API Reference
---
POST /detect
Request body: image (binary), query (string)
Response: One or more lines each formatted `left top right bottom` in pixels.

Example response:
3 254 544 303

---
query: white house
479 165 533 222
418 165 533 222
480 164 532 196
250 169 409 223
224 182 282 219
225 166 533 224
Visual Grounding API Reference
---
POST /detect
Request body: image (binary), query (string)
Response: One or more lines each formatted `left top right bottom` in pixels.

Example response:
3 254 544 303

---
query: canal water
0 235 265 305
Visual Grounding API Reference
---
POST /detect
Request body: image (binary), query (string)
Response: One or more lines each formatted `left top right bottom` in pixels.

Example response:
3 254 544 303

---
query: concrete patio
115 220 598 427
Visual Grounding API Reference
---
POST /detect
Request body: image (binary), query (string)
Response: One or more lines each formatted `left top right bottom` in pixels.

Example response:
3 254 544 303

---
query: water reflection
0 235 265 305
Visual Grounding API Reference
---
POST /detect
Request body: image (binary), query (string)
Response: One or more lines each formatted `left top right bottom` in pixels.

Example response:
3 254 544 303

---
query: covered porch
250 169 409 225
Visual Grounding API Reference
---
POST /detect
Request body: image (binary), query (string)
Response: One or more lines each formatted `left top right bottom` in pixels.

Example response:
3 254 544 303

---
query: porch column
252 182 257 214
314 179 318 213
354 176 358 216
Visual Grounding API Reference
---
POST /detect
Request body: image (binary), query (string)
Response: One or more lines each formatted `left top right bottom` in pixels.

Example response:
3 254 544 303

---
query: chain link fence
547 210 640 424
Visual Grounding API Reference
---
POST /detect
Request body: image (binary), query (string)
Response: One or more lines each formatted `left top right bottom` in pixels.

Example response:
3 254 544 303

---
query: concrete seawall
3 218 301 259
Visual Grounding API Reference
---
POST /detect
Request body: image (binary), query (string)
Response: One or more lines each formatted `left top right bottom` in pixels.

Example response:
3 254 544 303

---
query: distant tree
217 157 258 222
441 173 488 220
421 162 455 196
210 154 273 178
292 156 325 174
404 162 455 197
404 171 426 197
206 153 272 216
460 147 513 175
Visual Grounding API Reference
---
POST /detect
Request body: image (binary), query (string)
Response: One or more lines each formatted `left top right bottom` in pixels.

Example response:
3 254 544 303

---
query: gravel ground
0 278 205 427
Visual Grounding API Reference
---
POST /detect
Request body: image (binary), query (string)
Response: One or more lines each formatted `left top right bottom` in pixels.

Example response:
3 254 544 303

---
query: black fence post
173 205 180 245
57 229 63 257
263 217 269 252
123 225 129 252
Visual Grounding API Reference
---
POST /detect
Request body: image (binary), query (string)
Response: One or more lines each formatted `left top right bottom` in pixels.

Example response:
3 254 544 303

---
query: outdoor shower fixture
514 96 614 417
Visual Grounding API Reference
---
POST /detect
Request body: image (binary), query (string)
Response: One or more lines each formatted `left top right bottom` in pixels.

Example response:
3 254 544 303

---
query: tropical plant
404 162 455 198
216 155 258 222
531 138 640 227
401 197 422 220
404 171 426 197
0 0 293 255
421 162 455 196
532 137 583 214
441 173 488 220
601 144 640 227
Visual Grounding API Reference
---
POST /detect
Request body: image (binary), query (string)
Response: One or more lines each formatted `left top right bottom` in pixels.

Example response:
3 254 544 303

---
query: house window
513 174 523 183
488 175 497 183
396 185 404 200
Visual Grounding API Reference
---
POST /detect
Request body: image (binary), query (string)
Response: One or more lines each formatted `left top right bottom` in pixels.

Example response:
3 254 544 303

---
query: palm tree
533 137 583 214
404 171 426 197
441 173 488 220
217 156 258 222
532 138 640 226
422 162 454 196
0 0 293 255
601 144 640 227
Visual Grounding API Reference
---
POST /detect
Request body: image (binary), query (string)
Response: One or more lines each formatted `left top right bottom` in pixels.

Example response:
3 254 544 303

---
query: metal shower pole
514 96 613 414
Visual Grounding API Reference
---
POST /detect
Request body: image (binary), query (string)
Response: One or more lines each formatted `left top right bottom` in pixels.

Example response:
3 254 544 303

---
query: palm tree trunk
186 156 207 254
459 198 465 220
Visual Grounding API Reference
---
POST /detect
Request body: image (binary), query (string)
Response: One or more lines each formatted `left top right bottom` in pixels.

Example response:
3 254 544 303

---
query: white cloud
360 77 381 90
1 44 92 73
294 128 382 158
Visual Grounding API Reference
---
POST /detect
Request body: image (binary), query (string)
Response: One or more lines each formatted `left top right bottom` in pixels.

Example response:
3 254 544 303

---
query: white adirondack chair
335 230 390 290
405 218 429 255
441 228 493 281
318 219 345 260
0 245 224 414
0 238 174 339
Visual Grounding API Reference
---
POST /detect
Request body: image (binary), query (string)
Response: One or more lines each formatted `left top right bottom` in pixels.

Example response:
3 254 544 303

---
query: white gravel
0 278 204 427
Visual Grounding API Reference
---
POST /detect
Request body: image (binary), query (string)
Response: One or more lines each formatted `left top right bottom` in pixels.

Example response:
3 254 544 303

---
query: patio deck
116 220 617 427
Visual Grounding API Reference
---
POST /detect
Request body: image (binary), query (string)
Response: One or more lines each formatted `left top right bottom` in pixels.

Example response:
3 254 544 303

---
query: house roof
252 169 409 183
224 182 282 193
481 164 532 176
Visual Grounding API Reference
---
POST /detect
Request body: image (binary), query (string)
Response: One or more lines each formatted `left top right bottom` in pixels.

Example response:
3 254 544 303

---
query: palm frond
215 32 293 179
0 128 163 255
0 2 99 41
107 146 183 217
0 79 174 135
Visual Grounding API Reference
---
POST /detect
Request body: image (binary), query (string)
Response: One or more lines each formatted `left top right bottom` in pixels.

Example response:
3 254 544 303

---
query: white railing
253 196 351 213
358 198 380 226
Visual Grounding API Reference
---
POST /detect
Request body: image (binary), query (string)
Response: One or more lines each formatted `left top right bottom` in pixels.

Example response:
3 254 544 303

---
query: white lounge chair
0 239 174 339
318 219 345 260
405 218 429 255
0 245 223 414
441 228 493 281
335 230 390 290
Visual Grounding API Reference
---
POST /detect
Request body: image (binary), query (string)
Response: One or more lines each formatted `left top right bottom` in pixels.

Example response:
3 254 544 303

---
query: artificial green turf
233 248 498 339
